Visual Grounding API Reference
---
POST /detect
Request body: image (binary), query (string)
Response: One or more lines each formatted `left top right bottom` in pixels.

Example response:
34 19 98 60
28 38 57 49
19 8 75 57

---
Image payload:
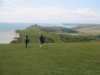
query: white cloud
0 7 100 23
0 0 24 4
1 0 24 2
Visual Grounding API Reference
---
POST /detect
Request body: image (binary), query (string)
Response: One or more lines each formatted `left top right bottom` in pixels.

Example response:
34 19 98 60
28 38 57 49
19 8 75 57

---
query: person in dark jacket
25 35 29 48
39 34 44 48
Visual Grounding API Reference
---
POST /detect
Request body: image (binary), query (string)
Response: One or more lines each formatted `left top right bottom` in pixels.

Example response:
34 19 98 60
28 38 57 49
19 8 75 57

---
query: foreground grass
0 42 100 75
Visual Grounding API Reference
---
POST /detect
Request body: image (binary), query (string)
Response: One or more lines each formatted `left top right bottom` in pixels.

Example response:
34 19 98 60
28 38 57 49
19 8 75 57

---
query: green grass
13 25 100 44
16 30 63 43
73 24 100 34
0 42 100 75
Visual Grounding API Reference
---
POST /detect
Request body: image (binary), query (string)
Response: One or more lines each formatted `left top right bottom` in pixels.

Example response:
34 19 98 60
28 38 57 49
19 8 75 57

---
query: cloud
0 7 100 23
1 0 24 2
0 0 24 4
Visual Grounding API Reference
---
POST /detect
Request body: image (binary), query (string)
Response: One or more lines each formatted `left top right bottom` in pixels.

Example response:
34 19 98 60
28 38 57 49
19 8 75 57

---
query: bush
44 37 54 43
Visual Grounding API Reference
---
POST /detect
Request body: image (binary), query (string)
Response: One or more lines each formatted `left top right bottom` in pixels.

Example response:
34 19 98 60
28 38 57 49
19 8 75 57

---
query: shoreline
0 31 14 44
0 30 20 44
13 30 20 41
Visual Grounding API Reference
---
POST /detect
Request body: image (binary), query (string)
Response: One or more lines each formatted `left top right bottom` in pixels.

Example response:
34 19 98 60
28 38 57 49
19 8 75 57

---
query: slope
72 24 100 34
0 42 100 75
11 25 78 43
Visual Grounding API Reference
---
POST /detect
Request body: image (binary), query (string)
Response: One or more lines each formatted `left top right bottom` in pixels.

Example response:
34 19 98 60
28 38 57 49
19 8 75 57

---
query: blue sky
0 0 100 23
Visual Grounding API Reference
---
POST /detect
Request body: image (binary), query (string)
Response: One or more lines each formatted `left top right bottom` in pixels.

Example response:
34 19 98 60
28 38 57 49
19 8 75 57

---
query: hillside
25 25 78 33
1 42 100 75
11 24 100 43
72 24 100 34
11 25 78 43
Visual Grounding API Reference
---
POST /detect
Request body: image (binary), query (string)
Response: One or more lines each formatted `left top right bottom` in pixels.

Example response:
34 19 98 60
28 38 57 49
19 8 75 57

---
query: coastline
0 31 14 44
0 23 32 44
0 30 20 44
11 30 20 43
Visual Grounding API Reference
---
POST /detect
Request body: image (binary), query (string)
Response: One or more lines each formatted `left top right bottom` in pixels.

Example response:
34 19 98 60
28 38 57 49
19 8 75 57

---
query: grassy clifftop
25 25 78 33
72 24 100 34
1 42 100 75
11 25 78 43
11 24 100 43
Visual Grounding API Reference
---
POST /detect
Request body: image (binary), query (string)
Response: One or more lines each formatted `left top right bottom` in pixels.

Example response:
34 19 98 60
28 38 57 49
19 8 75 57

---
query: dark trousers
25 43 28 48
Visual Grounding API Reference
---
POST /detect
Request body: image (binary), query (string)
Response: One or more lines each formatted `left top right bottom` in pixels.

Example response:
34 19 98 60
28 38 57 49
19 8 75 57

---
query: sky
0 0 100 23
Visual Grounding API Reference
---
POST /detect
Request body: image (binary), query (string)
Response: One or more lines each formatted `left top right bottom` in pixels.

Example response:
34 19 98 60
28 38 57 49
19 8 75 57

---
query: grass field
0 42 100 75
73 24 100 34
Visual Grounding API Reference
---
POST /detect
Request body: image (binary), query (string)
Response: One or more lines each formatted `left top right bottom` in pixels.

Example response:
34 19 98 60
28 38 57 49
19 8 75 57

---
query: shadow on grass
41 47 49 49
24 46 33 48
27 47 33 48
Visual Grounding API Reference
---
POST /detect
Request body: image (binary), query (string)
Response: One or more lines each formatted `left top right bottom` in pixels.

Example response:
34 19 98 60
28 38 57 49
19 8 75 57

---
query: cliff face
11 30 20 43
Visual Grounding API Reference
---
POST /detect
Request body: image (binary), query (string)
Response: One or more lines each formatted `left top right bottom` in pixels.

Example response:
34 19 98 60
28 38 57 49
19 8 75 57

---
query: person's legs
26 43 28 48
40 41 43 48
40 44 42 48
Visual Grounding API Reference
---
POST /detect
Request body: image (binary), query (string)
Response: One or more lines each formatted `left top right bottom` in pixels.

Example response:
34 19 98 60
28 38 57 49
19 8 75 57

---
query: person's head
40 34 42 36
26 35 28 38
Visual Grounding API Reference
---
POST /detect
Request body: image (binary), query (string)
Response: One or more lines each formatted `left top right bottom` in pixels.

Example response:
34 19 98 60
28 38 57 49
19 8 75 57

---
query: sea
0 23 76 44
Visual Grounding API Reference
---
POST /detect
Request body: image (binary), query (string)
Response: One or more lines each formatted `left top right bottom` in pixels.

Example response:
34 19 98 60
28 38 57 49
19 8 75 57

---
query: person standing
25 35 29 48
39 34 44 48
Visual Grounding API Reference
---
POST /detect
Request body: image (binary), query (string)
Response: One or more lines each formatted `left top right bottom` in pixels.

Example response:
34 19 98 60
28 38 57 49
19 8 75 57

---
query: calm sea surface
0 23 34 44
0 23 75 44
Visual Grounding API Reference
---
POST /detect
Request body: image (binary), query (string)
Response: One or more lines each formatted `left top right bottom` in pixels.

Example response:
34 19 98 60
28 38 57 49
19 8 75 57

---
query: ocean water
0 23 76 44
0 23 33 44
